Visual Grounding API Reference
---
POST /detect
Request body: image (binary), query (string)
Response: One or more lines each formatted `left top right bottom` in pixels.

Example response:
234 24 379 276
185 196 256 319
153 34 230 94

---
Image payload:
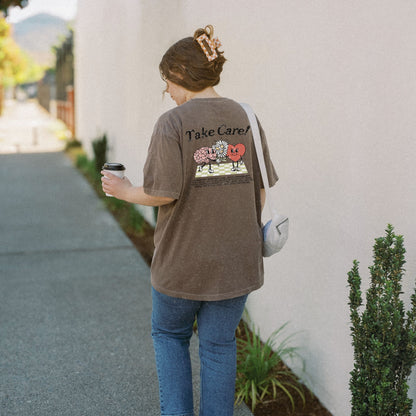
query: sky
6 0 77 23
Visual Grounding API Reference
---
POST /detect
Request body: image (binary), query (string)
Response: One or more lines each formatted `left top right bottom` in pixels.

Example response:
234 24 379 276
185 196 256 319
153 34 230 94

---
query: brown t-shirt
143 97 278 300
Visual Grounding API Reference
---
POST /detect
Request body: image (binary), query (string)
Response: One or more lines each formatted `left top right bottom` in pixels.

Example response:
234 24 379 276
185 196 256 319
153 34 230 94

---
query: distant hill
11 13 71 67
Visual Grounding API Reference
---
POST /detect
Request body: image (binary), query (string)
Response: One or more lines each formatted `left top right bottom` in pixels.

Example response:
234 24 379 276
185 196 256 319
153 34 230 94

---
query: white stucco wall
75 1 416 414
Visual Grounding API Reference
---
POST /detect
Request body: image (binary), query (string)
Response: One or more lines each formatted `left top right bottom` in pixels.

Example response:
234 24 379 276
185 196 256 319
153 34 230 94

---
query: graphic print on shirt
193 146 217 174
193 139 248 178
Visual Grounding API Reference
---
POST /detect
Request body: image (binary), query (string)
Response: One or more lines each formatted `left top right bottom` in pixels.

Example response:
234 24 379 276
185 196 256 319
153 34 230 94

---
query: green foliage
76 153 100 184
348 224 416 416
91 133 108 175
52 27 73 56
235 318 305 412
104 196 145 234
65 138 82 150
0 18 44 87
0 0 29 16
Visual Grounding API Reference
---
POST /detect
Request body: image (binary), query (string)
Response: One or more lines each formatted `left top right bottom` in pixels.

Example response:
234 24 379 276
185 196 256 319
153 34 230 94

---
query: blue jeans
151 287 248 416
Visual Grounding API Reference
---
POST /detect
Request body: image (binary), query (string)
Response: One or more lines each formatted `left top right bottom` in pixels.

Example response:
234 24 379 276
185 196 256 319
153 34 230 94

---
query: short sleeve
143 113 183 199
257 117 279 188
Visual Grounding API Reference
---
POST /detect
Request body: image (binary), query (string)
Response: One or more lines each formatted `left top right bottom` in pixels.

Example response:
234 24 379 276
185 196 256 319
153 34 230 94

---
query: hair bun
160 25 226 92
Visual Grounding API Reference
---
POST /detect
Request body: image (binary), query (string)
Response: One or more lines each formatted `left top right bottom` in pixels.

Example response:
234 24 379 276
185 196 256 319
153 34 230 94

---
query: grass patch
235 318 306 413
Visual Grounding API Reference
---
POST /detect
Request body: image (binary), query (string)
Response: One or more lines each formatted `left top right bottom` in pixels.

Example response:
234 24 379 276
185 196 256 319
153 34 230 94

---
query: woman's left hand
101 171 133 200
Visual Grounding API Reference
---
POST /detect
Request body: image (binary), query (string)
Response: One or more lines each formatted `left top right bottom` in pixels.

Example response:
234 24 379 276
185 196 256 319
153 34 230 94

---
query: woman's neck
186 87 221 101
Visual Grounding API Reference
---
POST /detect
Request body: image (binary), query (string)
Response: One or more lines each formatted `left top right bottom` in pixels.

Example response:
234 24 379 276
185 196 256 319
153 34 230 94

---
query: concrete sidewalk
0 99 67 154
0 100 252 416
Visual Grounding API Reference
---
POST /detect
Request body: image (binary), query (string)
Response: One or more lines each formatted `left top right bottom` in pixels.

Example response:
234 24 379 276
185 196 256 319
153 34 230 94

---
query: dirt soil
125 223 155 267
250 392 333 416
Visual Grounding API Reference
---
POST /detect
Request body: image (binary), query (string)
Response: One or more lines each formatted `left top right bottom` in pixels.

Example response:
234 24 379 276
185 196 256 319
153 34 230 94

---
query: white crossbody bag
240 103 289 257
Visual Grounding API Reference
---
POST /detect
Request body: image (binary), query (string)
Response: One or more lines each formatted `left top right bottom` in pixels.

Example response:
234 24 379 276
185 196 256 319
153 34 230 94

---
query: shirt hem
143 187 180 199
150 281 264 301
270 175 279 187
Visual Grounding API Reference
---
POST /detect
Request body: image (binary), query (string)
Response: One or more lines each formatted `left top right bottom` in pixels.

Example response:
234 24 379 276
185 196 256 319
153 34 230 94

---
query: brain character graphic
193 147 217 173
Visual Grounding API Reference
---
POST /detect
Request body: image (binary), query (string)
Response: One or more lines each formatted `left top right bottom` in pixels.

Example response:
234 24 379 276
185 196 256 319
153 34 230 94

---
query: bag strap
240 102 276 215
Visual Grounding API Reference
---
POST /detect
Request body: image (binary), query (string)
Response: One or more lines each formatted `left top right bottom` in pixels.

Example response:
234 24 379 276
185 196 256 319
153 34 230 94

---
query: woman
101 25 278 416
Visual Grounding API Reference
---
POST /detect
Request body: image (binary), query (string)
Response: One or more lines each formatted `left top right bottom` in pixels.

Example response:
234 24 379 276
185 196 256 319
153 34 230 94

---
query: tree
0 0 29 16
348 225 416 415
2 37 43 86
0 17 43 114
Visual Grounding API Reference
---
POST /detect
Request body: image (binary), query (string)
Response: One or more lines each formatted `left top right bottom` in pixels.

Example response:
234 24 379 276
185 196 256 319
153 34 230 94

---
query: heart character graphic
227 143 246 162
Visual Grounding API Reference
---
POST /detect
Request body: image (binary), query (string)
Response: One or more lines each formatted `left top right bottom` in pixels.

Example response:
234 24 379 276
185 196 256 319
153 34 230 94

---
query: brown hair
159 25 226 92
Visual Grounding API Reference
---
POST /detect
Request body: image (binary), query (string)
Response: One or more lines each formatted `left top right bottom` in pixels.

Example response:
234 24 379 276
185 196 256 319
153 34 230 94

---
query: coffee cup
102 162 126 197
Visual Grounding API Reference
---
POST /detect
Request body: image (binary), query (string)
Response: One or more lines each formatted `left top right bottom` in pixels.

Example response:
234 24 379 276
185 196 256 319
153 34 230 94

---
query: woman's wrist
122 184 137 204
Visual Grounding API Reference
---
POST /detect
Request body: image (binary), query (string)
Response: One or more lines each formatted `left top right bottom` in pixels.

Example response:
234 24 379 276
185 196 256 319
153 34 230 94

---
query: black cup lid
102 163 125 171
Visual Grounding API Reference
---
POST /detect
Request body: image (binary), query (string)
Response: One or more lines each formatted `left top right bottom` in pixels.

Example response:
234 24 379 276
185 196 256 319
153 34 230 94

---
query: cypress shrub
92 133 108 174
348 224 416 415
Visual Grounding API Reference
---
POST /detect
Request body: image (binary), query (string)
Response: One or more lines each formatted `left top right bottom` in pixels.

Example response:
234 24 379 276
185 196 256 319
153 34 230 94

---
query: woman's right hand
101 171 133 200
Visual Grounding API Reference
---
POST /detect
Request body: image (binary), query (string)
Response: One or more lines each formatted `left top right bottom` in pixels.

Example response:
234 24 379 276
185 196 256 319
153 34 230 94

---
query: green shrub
128 205 144 232
104 197 145 235
65 138 82 150
92 133 108 174
104 196 126 211
75 153 89 169
76 153 100 184
235 318 305 412
348 224 416 416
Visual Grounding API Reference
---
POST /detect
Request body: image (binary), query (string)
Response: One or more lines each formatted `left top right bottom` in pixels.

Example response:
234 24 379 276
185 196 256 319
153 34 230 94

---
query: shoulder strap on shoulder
240 102 275 214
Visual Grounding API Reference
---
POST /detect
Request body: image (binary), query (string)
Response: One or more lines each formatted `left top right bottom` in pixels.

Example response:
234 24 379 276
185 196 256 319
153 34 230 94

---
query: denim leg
151 288 200 416
197 294 248 416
